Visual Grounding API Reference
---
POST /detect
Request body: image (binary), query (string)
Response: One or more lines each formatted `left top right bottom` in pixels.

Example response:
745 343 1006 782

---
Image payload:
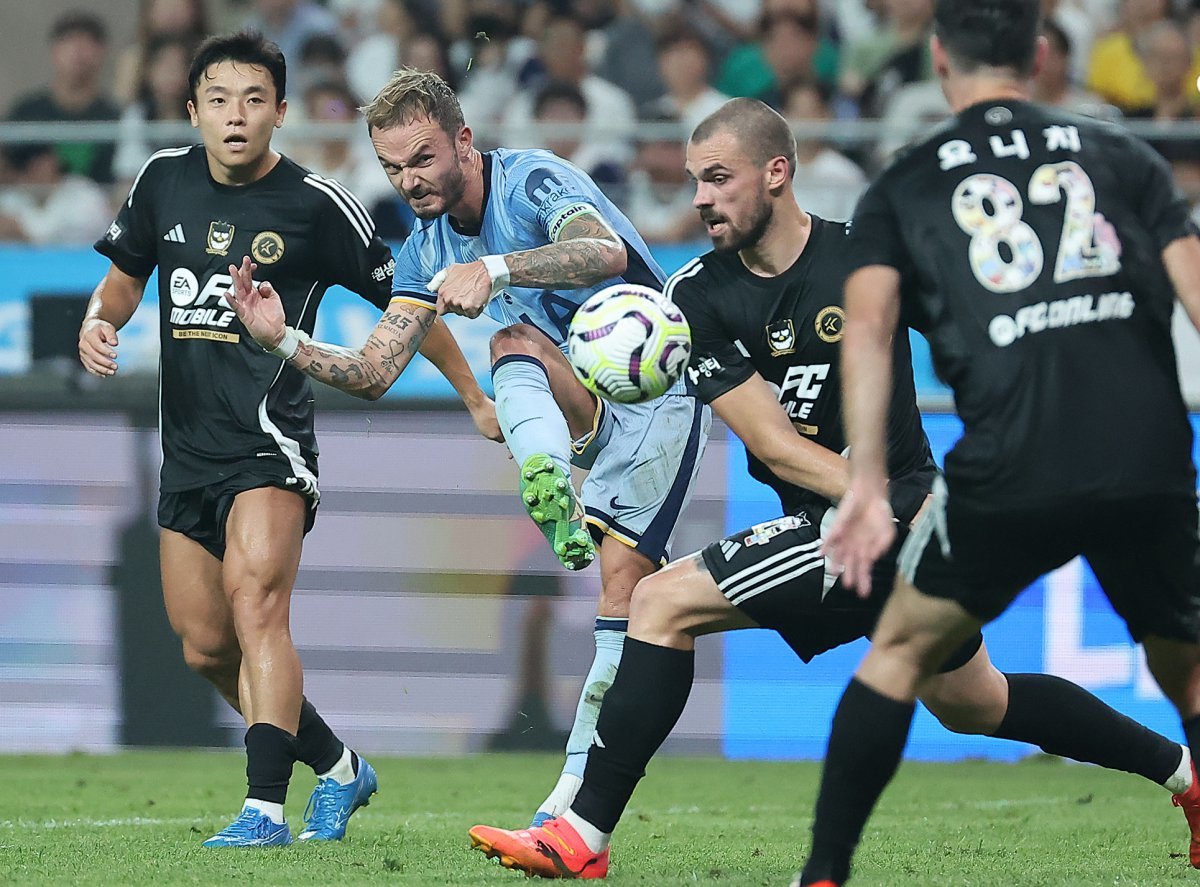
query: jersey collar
448 151 494 237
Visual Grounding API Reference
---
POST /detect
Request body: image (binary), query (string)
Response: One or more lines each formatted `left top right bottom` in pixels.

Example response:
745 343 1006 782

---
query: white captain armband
268 325 311 360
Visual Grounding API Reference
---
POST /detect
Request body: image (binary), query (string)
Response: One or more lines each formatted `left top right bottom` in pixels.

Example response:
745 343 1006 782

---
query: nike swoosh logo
609 495 634 512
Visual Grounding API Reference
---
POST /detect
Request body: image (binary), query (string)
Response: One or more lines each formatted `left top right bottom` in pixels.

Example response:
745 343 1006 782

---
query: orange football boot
469 815 610 879
1172 760 1200 868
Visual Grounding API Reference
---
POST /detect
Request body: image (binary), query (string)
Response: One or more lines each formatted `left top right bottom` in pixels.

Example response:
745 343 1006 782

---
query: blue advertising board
722 413 1200 761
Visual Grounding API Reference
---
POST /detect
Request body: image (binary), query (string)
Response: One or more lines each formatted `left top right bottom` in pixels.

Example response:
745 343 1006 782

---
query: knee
490 324 546 363
181 637 240 682
922 676 1007 736
628 571 686 638
226 578 291 635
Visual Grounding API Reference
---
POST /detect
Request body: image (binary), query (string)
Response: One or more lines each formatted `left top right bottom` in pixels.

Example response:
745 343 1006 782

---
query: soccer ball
567 284 692 404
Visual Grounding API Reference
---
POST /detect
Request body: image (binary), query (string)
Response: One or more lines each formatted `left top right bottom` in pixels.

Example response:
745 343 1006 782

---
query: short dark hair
50 11 107 44
934 0 1041 77
534 80 587 118
188 31 286 103
690 97 797 178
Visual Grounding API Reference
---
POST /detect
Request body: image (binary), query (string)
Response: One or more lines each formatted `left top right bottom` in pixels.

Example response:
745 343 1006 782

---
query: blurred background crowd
3 0 1200 247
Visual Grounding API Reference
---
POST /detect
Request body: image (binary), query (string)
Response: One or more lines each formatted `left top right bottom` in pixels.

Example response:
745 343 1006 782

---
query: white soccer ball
567 284 692 404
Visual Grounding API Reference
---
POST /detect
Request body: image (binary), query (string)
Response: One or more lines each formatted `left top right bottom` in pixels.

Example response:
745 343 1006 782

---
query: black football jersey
95 146 394 493
670 216 935 520
848 99 1197 510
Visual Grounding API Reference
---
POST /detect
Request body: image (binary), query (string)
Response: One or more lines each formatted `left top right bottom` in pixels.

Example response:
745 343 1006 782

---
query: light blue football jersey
390 148 667 350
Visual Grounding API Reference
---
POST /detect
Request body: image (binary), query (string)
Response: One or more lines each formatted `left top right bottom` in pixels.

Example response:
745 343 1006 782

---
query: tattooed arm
287 300 436 401
503 210 627 288
430 211 628 319
223 256 436 400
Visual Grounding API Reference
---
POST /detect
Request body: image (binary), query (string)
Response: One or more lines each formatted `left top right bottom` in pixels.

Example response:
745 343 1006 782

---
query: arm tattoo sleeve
503 211 627 288
288 301 436 399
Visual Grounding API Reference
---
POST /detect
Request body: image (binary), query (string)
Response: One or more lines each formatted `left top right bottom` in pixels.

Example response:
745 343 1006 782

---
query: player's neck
943 74 1029 114
447 149 486 228
207 148 282 187
738 203 811 278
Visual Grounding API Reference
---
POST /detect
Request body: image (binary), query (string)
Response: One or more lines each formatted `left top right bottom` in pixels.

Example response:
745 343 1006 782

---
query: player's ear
275 98 288 128
930 34 950 80
458 125 474 160
765 155 790 194
1029 35 1050 81
187 99 199 128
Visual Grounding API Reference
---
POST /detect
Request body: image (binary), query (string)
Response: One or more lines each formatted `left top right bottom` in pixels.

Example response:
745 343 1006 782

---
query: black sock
296 697 348 776
800 678 915 887
245 722 299 805
570 638 694 834
992 673 1182 784
1183 714 1200 780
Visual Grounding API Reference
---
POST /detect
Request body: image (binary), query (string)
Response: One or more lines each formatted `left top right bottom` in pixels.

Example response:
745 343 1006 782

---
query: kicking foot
1172 760 1200 867
519 454 595 571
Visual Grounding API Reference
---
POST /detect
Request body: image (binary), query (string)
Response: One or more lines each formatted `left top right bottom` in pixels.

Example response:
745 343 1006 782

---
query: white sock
493 356 572 476
1165 744 1193 794
561 621 627 781
317 745 357 785
243 798 285 824
562 808 611 853
536 772 583 819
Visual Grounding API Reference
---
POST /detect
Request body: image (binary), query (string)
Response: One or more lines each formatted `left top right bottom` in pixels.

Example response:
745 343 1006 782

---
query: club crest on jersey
251 231 285 264
815 306 845 343
766 319 796 356
206 221 235 256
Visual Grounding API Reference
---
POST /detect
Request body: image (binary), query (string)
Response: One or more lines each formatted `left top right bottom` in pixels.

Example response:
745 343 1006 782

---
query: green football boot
519 454 596 571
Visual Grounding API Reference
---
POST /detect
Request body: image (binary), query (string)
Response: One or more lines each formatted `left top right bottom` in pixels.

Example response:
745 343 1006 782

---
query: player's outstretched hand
467 395 505 443
79 318 119 377
824 484 896 598
427 261 493 319
224 256 286 349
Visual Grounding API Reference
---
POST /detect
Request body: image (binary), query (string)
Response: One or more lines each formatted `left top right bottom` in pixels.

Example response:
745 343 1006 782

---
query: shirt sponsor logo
251 231 284 264
815 306 845 343
987 291 1135 347
106 220 124 242
686 355 723 384
770 363 831 423
168 268 200 307
766 319 796 356
167 269 239 336
206 221 235 256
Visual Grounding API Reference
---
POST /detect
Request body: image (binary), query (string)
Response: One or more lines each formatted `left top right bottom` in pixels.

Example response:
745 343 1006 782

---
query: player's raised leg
491 323 597 571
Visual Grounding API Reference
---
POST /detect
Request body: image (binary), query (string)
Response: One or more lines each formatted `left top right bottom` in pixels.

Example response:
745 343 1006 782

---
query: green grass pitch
0 750 1193 885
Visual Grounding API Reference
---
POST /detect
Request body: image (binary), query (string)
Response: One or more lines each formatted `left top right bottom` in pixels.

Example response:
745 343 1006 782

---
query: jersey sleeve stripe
663 257 704 301
389 292 437 309
302 175 372 246
127 146 192 207
304 173 375 235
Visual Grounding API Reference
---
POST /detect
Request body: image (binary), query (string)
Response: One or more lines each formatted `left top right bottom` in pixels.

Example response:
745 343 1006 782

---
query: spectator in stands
861 0 934 117
622 110 705 244
113 36 194 181
1087 0 1170 112
113 0 209 107
1130 20 1197 123
296 33 351 101
502 16 637 163
1042 0 1101 84
837 0 896 114
346 0 422 104
1032 19 1106 114
532 80 625 186
783 80 868 222
244 0 341 67
572 0 666 109
453 3 524 133
647 25 730 135
717 1 839 101
0 144 112 246
7 12 120 184
405 31 457 85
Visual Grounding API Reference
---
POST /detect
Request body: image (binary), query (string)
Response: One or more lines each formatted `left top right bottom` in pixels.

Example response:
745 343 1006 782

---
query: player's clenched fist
224 255 287 350
427 260 495 319
79 317 119 377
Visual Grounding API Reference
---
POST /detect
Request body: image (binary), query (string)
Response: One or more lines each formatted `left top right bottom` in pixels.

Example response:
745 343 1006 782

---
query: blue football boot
202 806 293 848
298 756 378 841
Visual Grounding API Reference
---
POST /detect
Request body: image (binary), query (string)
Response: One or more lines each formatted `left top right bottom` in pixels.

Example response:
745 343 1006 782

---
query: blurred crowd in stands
3 0 1200 246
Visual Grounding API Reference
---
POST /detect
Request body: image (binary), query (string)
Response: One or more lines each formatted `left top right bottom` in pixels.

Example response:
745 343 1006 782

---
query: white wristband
480 254 511 294
269 325 309 360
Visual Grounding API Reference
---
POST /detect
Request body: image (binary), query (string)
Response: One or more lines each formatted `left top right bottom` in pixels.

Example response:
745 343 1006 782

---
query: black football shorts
701 508 982 671
902 477 1200 643
158 469 319 561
